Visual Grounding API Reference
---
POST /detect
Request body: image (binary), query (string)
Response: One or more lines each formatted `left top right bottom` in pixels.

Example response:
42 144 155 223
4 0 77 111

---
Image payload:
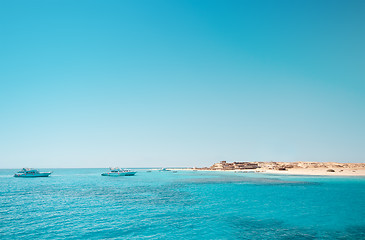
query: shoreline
168 168 365 177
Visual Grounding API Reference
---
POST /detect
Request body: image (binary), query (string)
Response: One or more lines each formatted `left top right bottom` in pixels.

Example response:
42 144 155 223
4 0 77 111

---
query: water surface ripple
0 169 364 239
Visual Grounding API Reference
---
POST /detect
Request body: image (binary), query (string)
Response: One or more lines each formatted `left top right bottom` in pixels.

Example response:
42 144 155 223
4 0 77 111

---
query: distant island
179 161 365 176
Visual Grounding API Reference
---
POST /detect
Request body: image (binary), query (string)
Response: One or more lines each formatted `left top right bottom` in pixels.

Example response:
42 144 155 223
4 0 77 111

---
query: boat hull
101 172 136 176
14 172 52 177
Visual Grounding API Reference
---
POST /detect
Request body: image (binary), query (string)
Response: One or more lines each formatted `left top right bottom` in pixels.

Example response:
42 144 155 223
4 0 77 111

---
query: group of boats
13 168 137 178
13 166 179 178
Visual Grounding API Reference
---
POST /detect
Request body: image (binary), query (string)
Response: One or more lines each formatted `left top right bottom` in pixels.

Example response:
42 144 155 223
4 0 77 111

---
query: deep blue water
0 169 364 239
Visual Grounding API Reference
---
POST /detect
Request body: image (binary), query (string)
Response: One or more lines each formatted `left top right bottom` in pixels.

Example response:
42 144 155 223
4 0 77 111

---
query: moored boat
14 168 52 178
159 168 170 172
101 168 136 176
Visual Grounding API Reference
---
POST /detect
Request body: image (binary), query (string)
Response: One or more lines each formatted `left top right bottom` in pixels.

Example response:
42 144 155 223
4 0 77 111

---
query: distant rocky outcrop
210 161 259 170
201 161 365 171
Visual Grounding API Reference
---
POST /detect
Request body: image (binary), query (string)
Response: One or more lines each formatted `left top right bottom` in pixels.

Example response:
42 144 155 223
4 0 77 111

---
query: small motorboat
159 168 170 172
14 168 52 178
101 168 136 176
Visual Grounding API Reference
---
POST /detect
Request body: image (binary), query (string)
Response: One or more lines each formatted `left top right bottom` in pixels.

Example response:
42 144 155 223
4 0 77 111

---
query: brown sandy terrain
260 167 365 176
169 161 365 176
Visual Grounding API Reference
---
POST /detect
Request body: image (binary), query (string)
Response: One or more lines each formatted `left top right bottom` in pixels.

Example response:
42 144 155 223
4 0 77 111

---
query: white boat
101 168 136 176
14 168 52 178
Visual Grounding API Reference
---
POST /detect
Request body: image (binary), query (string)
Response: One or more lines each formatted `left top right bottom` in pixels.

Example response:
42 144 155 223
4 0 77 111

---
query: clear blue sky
0 0 364 168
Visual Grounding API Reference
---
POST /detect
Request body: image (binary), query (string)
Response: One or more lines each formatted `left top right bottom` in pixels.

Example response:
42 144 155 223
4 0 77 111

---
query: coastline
259 168 365 176
168 168 365 177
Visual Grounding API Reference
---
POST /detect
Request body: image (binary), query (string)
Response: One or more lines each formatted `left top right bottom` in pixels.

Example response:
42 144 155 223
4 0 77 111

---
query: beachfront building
210 161 259 170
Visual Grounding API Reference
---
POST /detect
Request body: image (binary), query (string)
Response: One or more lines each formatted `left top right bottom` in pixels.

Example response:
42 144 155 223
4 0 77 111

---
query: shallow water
0 169 364 239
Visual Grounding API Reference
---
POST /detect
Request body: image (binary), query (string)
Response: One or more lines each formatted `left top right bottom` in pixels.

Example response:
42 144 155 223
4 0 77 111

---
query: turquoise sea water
0 169 364 239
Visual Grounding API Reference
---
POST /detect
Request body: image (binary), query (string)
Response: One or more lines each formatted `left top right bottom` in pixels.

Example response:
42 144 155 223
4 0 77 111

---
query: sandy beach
169 167 365 177
175 161 365 176
260 168 365 176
